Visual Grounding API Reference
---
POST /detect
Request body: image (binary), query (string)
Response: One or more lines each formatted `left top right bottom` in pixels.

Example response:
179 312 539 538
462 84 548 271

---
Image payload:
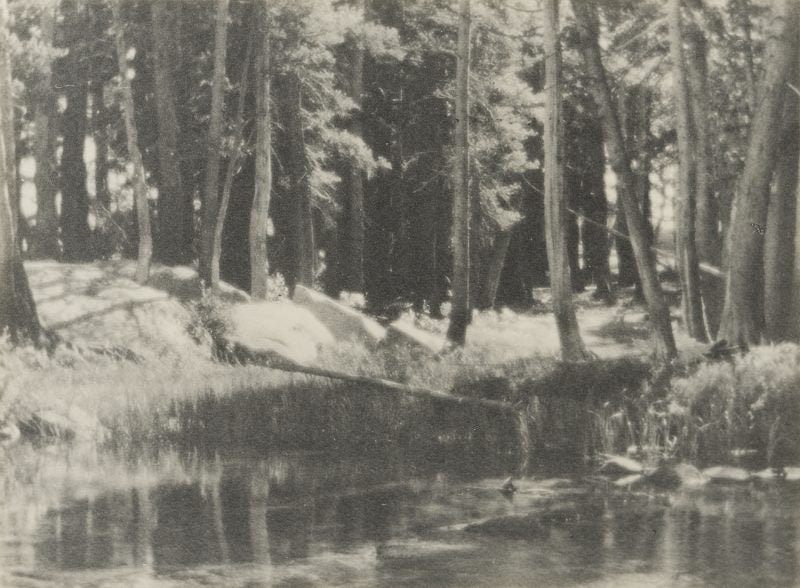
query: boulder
382 320 444 355
702 465 752 484
27 261 210 361
293 285 386 348
597 455 644 476
225 301 335 367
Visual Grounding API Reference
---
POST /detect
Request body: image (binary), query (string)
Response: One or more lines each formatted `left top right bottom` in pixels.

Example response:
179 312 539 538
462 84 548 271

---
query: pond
1 444 798 588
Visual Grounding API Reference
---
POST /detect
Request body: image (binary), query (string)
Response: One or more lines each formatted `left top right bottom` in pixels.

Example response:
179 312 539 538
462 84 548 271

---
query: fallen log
226 341 518 414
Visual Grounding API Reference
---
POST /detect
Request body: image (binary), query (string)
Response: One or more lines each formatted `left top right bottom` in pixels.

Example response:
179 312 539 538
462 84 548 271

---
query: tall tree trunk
543 0 588 361
719 0 795 346
669 0 707 342
685 10 722 338
250 3 271 299
0 0 43 341
792 31 800 341
151 0 187 265
474 228 512 310
112 3 152 284
571 0 677 362
446 0 471 346
31 4 58 259
60 0 91 262
764 97 798 342
580 119 612 301
91 79 110 211
286 73 315 291
342 0 366 294
199 0 229 286
212 30 253 290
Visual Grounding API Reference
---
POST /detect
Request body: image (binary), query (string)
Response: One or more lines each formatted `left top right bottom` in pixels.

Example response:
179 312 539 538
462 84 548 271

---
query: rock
0 420 21 444
643 463 707 489
293 285 386 348
613 473 644 488
27 260 210 361
225 301 335 367
702 465 752 484
146 264 250 304
382 320 444 355
752 467 800 482
597 455 644 476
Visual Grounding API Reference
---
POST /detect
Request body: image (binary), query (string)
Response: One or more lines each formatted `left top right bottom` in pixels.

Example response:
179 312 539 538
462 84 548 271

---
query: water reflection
1 447 799 588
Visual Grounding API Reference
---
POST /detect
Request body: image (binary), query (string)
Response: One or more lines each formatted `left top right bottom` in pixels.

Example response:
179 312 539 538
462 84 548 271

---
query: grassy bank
3 263 798 471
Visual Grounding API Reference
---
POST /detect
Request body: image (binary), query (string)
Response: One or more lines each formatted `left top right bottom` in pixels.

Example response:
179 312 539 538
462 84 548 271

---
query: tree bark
474 228 512 310
792 15 800 342
580 118 612 301
250 2 272 299
571 0 677 362
151 0 188 265
30 6 57 259
669 0 707 342
719 0 795 346
199 0 229 286
685 9 722 338
112 2 152 284
59 0 91 262
212 29 253 290
543 0 588 361
446 0 471 346
286 73 315 291
0 0 43 341
91 80 110 211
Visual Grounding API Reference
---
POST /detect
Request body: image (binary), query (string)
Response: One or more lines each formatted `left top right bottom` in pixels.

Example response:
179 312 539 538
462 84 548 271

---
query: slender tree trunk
212 31 253 290
250 3 271 299
286 73 315 291
112 3 151 284
791 31 800 340
0 0 14 222
685 11 722 338
151 0 187 265
571 0 677 362
0 0 43 341
91 80 110 211
30 4 58 259
719 0 795 346
199 0 229 286
764 98 798 342
669 0 707 342
580 120 612 301
446 0 471 346
543 0 588 361
474 228 512 310
342 0 366 293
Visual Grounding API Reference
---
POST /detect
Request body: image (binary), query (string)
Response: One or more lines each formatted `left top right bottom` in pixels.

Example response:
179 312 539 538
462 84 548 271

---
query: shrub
669 343 800 467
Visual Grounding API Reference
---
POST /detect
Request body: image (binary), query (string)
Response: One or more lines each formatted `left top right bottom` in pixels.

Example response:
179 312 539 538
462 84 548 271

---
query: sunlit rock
597 455 644 476
225 301 335 367
702 465 752 484
25 260 212 361
293 285 385 348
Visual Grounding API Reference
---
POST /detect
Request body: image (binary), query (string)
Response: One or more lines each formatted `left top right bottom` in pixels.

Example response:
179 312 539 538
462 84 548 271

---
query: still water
1 444 799 588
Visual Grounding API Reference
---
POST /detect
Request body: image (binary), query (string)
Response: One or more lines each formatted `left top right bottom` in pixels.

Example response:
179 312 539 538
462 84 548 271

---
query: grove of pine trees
1 0 799 361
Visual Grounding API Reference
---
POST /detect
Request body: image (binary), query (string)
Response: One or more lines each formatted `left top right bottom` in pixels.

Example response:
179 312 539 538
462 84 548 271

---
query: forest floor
0 260 705 447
